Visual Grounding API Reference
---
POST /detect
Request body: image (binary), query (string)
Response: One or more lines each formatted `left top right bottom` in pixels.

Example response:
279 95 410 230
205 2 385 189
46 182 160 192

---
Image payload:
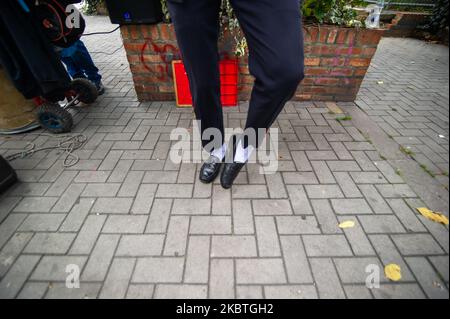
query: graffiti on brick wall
140 38 181 81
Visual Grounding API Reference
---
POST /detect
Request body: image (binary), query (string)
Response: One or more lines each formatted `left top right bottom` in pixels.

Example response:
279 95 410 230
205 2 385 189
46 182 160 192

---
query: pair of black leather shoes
199 137 246 189
199 157 246 189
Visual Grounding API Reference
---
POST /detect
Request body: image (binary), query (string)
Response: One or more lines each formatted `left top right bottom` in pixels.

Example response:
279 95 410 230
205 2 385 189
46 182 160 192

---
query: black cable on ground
82 25 120 37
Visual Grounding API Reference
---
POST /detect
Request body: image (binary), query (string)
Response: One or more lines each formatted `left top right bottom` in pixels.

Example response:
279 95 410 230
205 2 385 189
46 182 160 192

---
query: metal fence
364 0 437 7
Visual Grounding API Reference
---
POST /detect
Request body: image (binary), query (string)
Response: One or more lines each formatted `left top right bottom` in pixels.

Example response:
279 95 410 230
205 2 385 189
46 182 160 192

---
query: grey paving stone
310 258 346 299
306 151 338 160
154 284 207 299
331 199 373 215
103 215 148 234
172 198 211 215
146 198 172 233
405 257 449 299
232 185 268 199
92 197 133 214
70 214 106 255
337 216 375 256
282 172 319 185
14 197 59 213
372 284 426 299
143 171 178 184
255 217 281 257
280 236 313 284
44 171 77 196
17 282 49 299
132 257 184 283
236 286 264 299
60 198 96 232
369 234 415 281
291 151 312 171
75 171 111 183
118 171 144 197
184 236 210 284
0 197 21 223
334 172 363 198
31 256 88 281
303 235 353 257
117 234 165 256
386 198 426 232
156 184 193 198
164 216 189 256
45 283 101 299
350 172 388 184
108 160 134 183
305 185 344 199
126 284 155 299
0 255 41 299
375 161 405 184
252 200 293 215
334 257 386 284
99 258 136 299
359 184 393 214
82 234 120 282
429 256 449 283
132 184 157 214
312 161 336 184
311 199 341 234
212 185 232 215
327 161 361 172
392 234 444 256
0 233 33 278
264 285 318 299
232 200 255 234
276 216 320 234
236 259 287 284
343 285 373 299
358 215 406 234
190 216 232 235
81 183 121 197
18 214 65 232
24 233 76 254
375 184 417 198
51 183 86 213
211 236 257 258
210 259 235 299
286 185 313 215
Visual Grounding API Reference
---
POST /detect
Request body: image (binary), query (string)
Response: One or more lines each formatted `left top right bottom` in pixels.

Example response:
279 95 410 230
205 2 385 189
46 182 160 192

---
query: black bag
31 0 86 48
0 155 17 193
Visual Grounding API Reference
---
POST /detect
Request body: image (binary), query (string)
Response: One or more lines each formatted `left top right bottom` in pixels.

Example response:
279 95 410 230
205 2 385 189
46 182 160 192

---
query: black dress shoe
220 162 246 189
199 155 222 184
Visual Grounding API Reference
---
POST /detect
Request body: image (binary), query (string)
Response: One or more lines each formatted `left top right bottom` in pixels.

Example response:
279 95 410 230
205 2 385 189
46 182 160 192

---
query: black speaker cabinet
104 0 163 25
0 155 17 194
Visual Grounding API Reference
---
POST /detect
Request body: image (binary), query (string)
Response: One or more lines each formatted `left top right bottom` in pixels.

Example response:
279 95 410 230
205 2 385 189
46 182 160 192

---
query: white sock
234 139 255 163
211 143 227 161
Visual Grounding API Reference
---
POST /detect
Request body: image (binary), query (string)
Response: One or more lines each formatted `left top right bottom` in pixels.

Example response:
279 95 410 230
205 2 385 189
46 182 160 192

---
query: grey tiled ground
0 16 448 299
356 38 449 189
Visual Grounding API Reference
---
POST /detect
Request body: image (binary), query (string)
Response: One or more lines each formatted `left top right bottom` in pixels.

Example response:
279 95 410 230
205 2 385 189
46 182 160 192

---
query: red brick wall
121 24 384 103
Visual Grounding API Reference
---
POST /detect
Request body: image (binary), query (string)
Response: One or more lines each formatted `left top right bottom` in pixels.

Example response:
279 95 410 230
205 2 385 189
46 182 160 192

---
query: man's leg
167 0 224 150
60 55 86 80
231 0 304 149
70 40 103 87
221 0 304 188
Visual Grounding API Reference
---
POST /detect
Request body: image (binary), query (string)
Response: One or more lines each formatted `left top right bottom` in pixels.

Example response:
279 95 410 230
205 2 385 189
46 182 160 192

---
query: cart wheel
70 78 98 104
37 103 73 134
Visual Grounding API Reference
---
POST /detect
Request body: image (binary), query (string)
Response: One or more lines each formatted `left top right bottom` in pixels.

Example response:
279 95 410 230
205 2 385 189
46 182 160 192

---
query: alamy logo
66 264 80 289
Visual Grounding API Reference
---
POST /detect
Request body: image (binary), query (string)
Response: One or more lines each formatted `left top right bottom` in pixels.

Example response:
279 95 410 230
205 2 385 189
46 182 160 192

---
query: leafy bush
302 0 366 26
82 0 104 15
425 0 449 33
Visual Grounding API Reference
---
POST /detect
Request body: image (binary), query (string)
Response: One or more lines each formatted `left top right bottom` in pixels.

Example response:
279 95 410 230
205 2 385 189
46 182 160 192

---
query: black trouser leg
168 0 304 150
167 0 224 150
230 0 305 148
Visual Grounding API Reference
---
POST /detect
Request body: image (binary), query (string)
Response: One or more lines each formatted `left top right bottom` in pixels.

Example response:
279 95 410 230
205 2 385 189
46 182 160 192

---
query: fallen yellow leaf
339 221 356 229
417 207 449 226
385 264 402 282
